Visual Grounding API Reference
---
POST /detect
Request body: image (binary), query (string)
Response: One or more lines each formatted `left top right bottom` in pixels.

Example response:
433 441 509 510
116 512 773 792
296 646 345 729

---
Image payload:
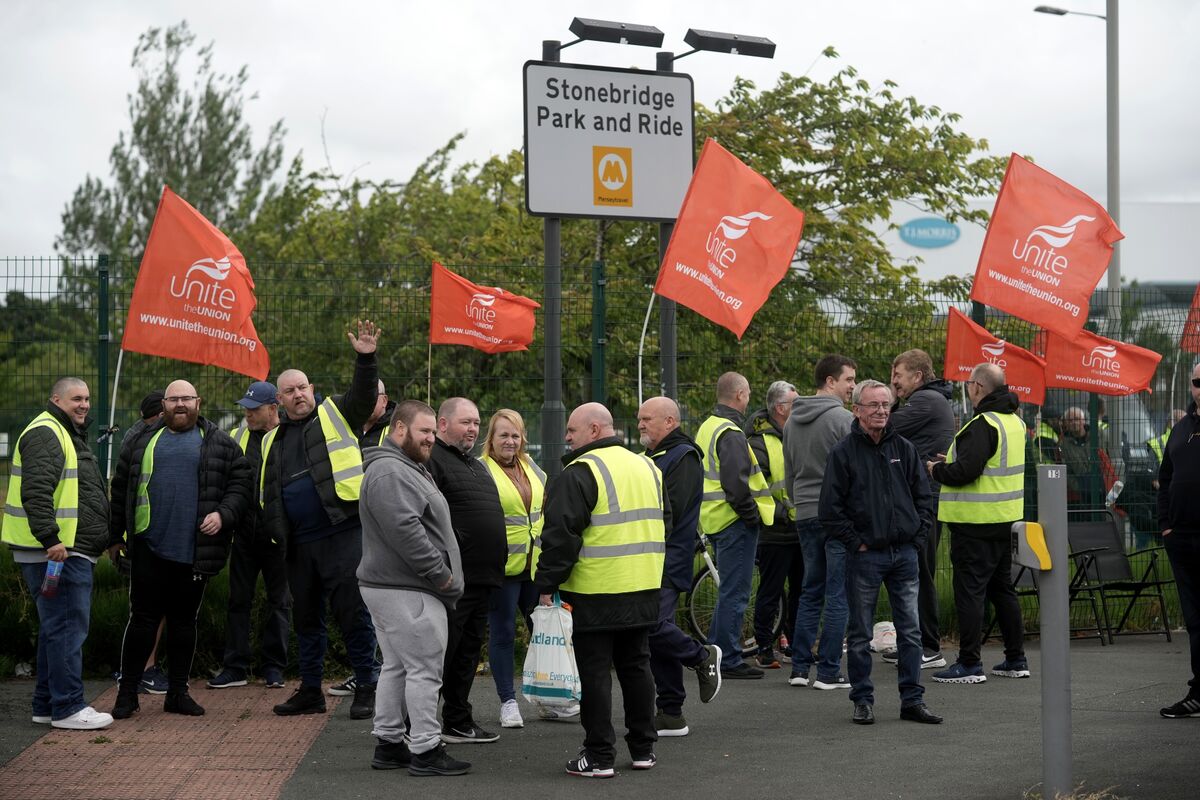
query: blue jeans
791 518 848 681
487 579 539 702
707 519 759 669
846 545 924 708
20 558 94 720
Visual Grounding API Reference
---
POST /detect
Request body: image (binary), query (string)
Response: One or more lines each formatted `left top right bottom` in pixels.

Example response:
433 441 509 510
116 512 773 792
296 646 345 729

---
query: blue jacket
819 419 933 553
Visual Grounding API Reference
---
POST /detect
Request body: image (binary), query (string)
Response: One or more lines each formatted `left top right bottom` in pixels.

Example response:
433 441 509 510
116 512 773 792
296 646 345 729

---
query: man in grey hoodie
358 399 469 777
782 354 856 690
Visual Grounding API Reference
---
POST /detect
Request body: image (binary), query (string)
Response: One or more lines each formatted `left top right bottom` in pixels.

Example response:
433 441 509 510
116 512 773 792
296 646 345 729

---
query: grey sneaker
441 722 499 744
693 644 723 703
655 711 689 737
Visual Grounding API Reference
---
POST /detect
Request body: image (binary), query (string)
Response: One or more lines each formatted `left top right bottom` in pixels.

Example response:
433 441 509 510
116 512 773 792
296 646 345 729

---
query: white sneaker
51 706 113 730
500 699 524 728
32 715 51 724
537 702 580 721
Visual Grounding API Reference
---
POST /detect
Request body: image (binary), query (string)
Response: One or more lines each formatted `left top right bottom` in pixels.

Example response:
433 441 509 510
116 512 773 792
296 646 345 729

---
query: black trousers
118 536 207 695
917 521 943 653
222 531 291 675
441 583 491 729
949 528 1024 667
574 626 657 768
754 540 803 652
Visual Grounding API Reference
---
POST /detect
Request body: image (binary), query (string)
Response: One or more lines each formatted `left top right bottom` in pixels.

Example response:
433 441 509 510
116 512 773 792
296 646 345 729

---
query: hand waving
347 319 381 355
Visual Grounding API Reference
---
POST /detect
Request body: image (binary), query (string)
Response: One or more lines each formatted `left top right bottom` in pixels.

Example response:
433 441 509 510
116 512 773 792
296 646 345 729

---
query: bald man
109 380 252 719
535 403 669 777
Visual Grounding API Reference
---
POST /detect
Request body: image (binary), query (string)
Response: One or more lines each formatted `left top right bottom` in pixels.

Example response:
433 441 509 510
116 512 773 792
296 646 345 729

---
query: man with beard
109 380 252 718
427 397 507 744
637 396 722 739
359 400 470 776
262 321 382 719
4 377 113 729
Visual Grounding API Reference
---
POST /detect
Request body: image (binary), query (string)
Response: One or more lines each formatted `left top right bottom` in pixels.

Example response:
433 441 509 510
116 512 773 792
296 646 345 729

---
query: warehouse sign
524 61 695 221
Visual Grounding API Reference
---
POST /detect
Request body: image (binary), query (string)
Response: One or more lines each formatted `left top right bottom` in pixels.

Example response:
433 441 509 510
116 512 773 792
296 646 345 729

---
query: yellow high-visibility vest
758 426 795 523
483 455 546 578
2 412 79 548
260 397 364 505
559 445 666 595
938 411 1026 524
694 415 773 534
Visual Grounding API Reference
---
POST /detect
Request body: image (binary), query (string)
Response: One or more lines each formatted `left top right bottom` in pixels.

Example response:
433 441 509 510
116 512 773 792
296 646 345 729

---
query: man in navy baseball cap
237 382 278 410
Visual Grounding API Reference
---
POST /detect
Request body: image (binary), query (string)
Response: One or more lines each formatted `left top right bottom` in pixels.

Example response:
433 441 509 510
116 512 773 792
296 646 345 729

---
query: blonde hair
484 408 529 463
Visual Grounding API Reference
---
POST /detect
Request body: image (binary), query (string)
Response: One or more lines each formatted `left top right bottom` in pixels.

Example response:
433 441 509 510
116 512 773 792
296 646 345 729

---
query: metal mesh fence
1 255 1193 638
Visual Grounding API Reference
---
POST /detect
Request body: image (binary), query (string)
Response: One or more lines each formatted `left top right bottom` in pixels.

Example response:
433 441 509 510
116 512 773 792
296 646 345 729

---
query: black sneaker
163 692 205 716
654 711 689 737
350 682 376 720
693 644 722 703
852 702 875 725
812 675 851 691
328 676 356 696
111 691 140 720
566 750 614 778
441 722 499 744
754 651 781 669
371 739 411 770
263 667 285 689
721 663 764 680
274 685 327 716
140 664 169 695
1160 695 1200 719
206 669 248 689
880 647 899 664
409 744 471 776
631 752 657 770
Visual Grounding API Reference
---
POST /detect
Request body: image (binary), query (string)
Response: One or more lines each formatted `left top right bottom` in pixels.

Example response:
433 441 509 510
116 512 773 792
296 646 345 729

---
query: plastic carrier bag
520 596 581 706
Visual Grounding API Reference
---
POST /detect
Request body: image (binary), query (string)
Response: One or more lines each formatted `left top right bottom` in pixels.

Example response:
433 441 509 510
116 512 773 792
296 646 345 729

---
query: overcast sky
3 0 1197 282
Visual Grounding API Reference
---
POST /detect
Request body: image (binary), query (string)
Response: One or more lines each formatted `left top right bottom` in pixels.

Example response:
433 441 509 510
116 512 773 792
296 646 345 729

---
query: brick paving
0 683 339 800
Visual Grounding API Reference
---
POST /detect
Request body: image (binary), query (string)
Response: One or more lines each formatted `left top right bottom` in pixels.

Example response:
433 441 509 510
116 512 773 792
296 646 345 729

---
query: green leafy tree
56 21 285 299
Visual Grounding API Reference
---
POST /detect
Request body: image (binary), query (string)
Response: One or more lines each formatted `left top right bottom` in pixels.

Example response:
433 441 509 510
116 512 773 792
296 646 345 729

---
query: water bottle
41 560 63 599
1104 480 1124 509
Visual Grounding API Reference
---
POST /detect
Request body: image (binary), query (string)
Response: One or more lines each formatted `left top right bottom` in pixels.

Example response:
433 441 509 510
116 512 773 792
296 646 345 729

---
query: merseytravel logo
1082 343 1121 378
593 146 632 207
466 292 498 331
980 340 1008 367
169 256 237 322
1010 214 1095 287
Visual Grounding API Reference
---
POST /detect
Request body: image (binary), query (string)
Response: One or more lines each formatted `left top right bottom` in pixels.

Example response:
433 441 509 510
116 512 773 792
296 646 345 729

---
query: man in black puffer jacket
427 396 507 743
820 379 940 727
109 379 251 720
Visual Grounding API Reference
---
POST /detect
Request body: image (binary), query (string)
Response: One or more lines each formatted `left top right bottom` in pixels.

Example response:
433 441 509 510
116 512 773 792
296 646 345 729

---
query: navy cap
237 381 278 409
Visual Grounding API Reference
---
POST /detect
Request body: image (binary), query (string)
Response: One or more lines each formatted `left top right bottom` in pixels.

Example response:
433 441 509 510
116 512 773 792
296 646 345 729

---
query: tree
56 21 285 298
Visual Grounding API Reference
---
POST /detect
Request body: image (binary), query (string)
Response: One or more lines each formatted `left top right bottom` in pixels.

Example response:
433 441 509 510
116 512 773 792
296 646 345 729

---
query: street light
655 29 776 400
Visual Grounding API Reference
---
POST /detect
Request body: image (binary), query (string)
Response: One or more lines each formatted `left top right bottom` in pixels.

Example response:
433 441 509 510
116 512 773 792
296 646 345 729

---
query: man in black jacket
263 321 381 719
109 379 252 719
427 396 507 744
1157 361 1200 719
638 396 722 739
821 380 941 726
885 349 956 669
535 403 669 778
3 377 113 730
929 363 1028 685
208 381 290 691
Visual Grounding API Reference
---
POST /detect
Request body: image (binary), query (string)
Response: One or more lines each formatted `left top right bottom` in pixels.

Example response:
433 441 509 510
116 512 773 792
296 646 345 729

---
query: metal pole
656 50 678 400
541 39 566 477
591 259 607 403
1104 0 1122 461
1037 464 1072 797
96 254 111 466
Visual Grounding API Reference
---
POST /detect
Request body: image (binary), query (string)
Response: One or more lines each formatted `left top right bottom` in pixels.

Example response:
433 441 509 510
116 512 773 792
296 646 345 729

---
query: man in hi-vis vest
695 372 773 680
3 377 112 730
929 362 1029 685
260 320 382 719
535 403 669 779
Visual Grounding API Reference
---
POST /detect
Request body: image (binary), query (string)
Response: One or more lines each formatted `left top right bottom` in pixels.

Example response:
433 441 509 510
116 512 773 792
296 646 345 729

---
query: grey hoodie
357 439 464 608
783 394 853 521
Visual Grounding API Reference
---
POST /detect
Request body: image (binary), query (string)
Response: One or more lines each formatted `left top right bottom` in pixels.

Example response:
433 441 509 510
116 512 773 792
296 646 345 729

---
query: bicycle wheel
687 565 783 658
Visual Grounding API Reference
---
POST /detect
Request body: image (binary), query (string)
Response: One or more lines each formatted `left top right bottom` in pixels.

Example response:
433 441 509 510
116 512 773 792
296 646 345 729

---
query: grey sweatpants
361 586 449 754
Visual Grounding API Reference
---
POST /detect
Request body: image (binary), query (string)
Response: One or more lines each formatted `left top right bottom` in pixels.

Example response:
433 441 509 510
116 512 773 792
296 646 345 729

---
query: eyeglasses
963 380 981 389
163 395 198 404
855 402 890 412
1192 378 1200 388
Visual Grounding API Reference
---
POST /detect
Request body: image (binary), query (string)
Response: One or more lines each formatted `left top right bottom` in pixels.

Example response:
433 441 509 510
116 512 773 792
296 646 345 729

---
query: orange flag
1043 328 1161 396
970 154 1123 338
653 139 805 339
943 308 1047 405
122 186 269 380
429 262 540 354
1182 283 1200 353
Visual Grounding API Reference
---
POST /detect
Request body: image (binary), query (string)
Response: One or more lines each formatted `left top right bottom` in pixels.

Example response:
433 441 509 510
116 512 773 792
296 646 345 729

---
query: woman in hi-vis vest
480 409 550 729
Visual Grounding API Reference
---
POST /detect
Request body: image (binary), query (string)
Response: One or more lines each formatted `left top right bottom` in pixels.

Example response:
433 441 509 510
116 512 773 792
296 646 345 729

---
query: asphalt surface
1 638 1194 799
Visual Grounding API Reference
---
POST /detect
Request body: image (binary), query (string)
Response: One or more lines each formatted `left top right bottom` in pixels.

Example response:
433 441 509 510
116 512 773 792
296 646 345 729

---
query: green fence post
96 254 111 466
591 259 607 403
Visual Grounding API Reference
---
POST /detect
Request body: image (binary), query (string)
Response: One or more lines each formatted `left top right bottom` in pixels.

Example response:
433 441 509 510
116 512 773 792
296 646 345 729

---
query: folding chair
1067 509 1174 644
982 553 1107 644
